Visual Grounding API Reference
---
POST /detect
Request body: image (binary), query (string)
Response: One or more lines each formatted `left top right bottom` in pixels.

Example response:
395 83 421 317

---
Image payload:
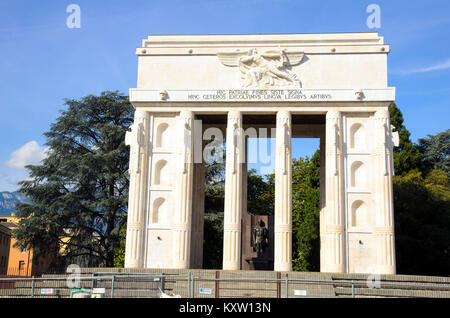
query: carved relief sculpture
217 48 305 88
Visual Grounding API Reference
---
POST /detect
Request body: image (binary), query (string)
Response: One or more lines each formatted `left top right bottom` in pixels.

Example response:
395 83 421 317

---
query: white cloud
395 59 450 75
0 169 28 192
4 141 48 170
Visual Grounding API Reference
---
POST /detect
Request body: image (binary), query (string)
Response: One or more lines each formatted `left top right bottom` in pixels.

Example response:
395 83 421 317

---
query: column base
321 264 346 273
274 263 292 272
223 262 240 271
374 265 396 275
124 259 141 269
171 262 190 270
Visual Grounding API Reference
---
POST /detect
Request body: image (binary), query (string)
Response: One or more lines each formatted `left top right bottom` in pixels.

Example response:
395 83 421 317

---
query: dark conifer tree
14 91 133 268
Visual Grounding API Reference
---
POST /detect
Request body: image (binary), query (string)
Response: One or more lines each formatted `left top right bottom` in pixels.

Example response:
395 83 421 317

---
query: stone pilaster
124 109 150 268
374 109 396 274
322 110 346 273
172 110 195 269
223 110 243 270
274 110 292 272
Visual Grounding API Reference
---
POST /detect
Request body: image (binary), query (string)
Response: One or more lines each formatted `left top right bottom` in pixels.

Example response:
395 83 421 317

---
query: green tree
203 141 225 268
389 103 421 175
14 91 133 268
393 169 450 275
291 149 321 271
204 140 225 214
113 223 127 267
202 212 224 269
247 169 274 215
416 129 450 177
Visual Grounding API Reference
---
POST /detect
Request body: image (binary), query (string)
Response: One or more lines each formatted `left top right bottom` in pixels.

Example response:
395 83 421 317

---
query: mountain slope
0 191 30 216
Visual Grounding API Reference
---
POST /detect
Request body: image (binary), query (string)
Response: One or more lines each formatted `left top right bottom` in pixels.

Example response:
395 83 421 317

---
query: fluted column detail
172 110 195 269
374 109 396 274
319 136 327 271
322 110 346 273
274 110 292 272
223 110 244 270
125 109 150 268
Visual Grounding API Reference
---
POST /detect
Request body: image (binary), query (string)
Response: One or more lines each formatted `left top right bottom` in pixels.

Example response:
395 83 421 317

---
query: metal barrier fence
0 273 168 298
1 271 450 298
0 267 67 278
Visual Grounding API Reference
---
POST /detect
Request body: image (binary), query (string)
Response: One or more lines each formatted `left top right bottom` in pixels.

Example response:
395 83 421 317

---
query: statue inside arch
253 219 269 253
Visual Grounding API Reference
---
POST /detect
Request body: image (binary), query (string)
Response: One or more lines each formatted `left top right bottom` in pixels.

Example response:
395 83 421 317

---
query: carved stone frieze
217 48 305 88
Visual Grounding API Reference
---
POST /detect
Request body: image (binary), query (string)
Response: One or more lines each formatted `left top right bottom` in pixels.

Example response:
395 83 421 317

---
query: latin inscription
187 89 332 101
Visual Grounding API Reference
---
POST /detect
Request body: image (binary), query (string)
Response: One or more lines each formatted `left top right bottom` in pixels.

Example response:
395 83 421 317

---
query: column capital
179 110 194 119
326 110 341 120
375 108 390 120
134 109 148 119
276 110 291 120
228 109 242 120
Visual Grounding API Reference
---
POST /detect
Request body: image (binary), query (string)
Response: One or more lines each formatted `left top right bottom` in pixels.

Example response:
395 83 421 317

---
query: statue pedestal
244 257 274 271
241 213 274 270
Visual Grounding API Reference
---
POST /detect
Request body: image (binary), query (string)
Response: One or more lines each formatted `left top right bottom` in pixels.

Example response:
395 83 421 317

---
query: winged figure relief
217 48 305 88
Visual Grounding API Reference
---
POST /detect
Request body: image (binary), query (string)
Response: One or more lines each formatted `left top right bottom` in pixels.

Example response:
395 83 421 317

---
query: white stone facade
124 33 397 274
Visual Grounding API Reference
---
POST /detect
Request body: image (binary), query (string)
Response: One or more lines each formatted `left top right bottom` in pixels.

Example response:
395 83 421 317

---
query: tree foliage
202 212 224 269
203 149 225 268
247 169 274 215
204 141 225 215
291 150 321 271
388 105 450 275
417 129 450 177
389 103 421 175
393 169 450 275
14 91 133 268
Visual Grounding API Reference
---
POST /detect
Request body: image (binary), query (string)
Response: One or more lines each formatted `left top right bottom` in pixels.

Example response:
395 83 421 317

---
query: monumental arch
124 33 399 274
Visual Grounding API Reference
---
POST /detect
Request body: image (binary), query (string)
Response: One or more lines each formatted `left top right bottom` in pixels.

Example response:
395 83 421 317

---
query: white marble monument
124 33 398 274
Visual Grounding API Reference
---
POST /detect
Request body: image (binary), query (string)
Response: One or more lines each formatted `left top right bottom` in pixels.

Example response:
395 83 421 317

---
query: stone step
334 286 450 298
218 287 278 298
285 284 335 298
15 280 93 289
330 272 450 284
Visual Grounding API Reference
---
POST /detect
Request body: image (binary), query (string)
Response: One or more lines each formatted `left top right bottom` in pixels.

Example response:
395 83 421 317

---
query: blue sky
0 0 449 191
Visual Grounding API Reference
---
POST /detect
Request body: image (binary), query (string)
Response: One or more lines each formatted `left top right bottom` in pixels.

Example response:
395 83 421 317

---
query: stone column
241 135 248 235
124 109 150 268
319 135 327 271
274 110 292 272
322 110 346 273
223 110 244 270
374 109 396 274
172 110 195 269
190 130 205 269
